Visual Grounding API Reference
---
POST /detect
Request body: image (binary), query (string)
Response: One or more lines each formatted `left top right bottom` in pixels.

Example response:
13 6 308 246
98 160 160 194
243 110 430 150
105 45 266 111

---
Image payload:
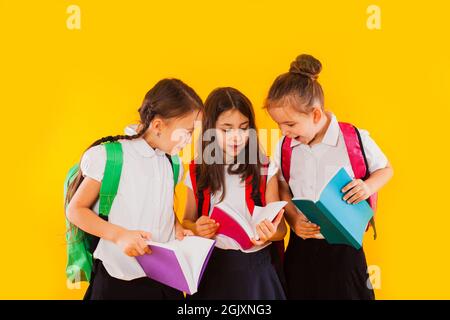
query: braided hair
65 78 203 210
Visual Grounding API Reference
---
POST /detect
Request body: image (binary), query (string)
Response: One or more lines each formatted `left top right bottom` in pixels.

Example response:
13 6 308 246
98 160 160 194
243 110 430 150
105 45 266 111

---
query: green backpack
64 141 181 284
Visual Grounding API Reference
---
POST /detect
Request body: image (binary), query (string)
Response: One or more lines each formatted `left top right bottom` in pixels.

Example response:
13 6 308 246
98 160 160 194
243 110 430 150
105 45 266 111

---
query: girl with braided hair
65 78 203 300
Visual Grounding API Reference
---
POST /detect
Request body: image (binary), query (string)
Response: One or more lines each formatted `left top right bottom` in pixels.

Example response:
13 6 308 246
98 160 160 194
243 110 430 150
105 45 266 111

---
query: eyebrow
221 121 249 127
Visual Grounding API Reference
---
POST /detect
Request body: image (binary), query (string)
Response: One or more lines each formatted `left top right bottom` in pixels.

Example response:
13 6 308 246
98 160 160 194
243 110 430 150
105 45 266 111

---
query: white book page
171 236 215 294
251 201 287 240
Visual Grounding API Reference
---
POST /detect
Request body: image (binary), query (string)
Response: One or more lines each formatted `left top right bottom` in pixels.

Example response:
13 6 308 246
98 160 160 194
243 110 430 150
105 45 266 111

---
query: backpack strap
280 136 294 196
255 163 268 206
98 142 123 217
166 154 181 189
338 123 369 180
189 161 198 203
189 161 212 218
245 175 257 214
280 137 292 184
338 122 378 240
246 162 269 213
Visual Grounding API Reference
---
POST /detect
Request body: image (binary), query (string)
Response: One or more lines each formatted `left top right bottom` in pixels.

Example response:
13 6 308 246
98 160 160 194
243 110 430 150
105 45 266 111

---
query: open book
135 236 215 295
210 201 287 250
292 167 374 249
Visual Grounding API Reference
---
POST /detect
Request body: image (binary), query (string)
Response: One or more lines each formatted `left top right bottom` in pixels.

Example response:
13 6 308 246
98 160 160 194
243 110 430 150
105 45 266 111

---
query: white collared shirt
184 162 278 253
80 136 183 280
273 113 388 238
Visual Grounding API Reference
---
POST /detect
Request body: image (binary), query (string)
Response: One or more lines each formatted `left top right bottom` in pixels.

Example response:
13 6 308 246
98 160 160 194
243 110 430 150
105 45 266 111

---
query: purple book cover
135 240 215 295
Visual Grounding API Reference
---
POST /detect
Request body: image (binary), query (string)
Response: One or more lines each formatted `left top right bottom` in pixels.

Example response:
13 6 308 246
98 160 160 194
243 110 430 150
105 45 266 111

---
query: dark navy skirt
188 245 286 300
84 260 184 300
284 232 375 300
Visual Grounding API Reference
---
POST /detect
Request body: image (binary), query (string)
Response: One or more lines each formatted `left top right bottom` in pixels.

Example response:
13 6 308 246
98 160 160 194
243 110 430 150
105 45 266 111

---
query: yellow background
0 0 449 299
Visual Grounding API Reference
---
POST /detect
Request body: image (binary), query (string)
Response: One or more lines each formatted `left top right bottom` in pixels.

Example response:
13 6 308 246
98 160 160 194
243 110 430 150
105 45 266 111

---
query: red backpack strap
258 162 269 206
338 123 369 180
338 122 378 239
189 161 198 203
245 175 256 214
280 136 293 184
189 161 211 218
200 188 212 217
245 162 269 215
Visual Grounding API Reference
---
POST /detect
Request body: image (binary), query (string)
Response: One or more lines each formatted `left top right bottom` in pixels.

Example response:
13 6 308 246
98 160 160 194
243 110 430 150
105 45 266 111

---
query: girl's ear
150 117 164 135
311 106 323 124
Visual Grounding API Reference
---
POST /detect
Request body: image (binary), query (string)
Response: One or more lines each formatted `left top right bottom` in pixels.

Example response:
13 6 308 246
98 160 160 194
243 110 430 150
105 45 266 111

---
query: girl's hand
194 216 219 239
114 229 152 257
251 209 284 246
342 179 372 204
293 212 321 240
175 221 194 240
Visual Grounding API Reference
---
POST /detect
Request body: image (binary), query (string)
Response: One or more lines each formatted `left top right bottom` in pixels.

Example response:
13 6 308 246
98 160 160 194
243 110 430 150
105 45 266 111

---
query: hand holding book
114 228 152 257
250 208 285 246
292 168 374 249
341 178 372 205
194 216 220 239
291 211 322 240
210 201 288 250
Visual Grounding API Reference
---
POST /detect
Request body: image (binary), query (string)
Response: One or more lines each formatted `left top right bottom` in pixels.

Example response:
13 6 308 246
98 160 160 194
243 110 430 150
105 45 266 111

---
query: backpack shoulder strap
98 142 123 217
189 160 211 218
246 161 270 214
338 122 369 180
166 154 181 188
280 136 293 184
189 160 198 203
245 175 256 214
280 136 295 196
257 162 269 206
338 122 378 239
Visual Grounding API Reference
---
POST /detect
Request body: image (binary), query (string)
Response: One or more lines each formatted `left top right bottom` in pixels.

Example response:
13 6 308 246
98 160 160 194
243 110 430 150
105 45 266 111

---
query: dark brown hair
265 54 324 112
65 78 203 212
197 87 267 201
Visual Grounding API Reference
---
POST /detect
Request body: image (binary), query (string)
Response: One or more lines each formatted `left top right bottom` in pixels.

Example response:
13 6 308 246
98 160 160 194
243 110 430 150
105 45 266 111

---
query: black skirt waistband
210 245 272 270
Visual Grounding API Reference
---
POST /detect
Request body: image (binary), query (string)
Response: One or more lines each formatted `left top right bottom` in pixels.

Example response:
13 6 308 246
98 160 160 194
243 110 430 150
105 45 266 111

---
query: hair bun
289 54 322 81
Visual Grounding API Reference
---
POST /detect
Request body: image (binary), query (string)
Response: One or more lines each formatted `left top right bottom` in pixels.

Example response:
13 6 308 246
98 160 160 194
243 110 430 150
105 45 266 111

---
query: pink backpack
280 122 377 239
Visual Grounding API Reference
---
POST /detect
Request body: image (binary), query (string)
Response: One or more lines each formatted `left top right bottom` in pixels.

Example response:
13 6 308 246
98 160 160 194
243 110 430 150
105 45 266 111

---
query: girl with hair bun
266 54 393 300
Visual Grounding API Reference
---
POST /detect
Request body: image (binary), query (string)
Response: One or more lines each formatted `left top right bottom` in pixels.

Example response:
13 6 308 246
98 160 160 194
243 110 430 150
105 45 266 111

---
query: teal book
292 167 374 249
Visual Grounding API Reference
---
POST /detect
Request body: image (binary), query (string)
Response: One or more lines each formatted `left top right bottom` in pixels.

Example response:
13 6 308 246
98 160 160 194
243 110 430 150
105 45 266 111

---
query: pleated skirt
84 260 184 300
188 245 286 300
284 232 375 300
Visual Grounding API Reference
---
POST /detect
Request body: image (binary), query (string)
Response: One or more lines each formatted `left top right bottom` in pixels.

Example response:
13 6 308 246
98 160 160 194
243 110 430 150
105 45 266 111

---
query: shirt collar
125 124 165 158
290 113 339 148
